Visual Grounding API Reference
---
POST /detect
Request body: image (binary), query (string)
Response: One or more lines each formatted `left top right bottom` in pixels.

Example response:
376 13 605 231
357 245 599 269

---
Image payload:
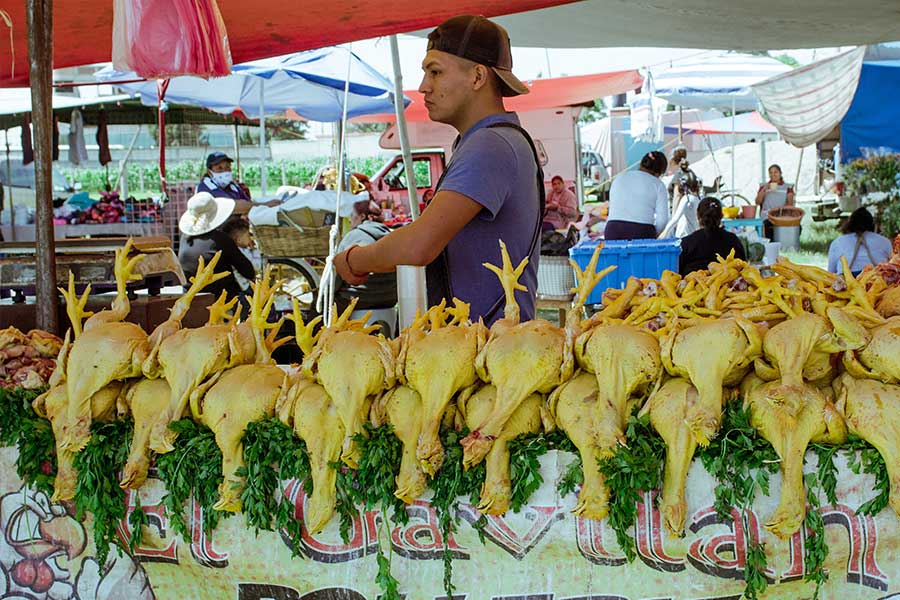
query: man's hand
334 248 369 286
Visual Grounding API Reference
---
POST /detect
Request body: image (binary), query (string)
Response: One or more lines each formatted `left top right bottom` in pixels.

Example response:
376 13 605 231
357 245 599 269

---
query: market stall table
723 217 765 237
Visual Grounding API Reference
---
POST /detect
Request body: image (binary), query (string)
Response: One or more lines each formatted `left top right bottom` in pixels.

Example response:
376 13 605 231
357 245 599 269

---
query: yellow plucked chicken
119 378 171 489
660 317 762 446
547 371 620 520
396 299 485 477
457 385 545 515
58 241 150 452
147 271 285 454
193 363 287 512
741 373 847 538
833 373 900 517
299 299 395 468
641 377 708 536
842 316 900 383
370 385 429 504
278 376 345 534
462 242 610 469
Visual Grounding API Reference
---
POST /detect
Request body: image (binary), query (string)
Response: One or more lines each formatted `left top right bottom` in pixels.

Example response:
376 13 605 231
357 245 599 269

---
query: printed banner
1 447 898 600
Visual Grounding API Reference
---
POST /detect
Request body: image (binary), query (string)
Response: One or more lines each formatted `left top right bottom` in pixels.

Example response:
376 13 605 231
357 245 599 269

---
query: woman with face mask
197 151 252 208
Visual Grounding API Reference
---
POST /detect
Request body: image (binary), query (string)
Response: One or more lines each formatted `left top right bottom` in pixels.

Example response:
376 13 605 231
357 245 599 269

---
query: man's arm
334 190 483 285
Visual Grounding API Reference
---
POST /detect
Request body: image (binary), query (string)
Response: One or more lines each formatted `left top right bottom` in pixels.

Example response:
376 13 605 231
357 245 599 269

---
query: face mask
210 171 233 187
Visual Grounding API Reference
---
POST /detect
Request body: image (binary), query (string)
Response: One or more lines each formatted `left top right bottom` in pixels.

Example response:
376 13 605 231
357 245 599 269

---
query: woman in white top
660 178 701 238
827 207 892 275
605 151 670 240
755 164 795 239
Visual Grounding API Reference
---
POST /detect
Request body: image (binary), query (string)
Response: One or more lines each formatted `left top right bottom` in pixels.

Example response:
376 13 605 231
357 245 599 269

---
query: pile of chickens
0 327 62 389
16 236 900 545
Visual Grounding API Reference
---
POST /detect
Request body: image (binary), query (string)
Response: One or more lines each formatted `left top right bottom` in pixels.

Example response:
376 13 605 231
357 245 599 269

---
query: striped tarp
751 47 866 148
653 52 792 111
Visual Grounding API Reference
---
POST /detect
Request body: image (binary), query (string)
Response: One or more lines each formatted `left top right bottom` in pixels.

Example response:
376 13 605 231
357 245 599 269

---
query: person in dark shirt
679 197 746 276
178 192 256 304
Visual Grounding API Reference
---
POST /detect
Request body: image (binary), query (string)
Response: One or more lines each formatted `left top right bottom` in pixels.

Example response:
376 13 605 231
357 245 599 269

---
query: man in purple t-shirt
333 15 542 324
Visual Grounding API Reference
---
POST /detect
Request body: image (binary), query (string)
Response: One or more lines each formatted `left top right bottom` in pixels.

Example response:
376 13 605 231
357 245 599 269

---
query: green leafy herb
597 413 666 562
73 419 133 566
352 424 409 525
698 400 780 522
155 419 229 542
744 540 769 600
557 453 583 497
128 493 149 554
0 386 46 446
697 400 779 600
238 417 312 556
803 476 829 600
430 427 486 599
374 537 401 600
507 433 552 513
810 443 840 506
15 410 57 496
844 434 890 516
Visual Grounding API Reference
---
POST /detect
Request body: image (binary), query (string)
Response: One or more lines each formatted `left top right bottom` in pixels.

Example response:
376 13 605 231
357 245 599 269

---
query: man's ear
471 63 492 91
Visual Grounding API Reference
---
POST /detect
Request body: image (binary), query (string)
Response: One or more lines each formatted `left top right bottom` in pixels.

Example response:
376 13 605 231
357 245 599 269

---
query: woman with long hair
678 197 746 275
827 207 892 275
605 151 670 240
755 164 795 239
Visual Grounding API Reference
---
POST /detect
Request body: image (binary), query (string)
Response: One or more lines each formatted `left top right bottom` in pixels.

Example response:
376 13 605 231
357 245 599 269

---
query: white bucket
772 226 800 251
763 241 782 265
396 265 426 330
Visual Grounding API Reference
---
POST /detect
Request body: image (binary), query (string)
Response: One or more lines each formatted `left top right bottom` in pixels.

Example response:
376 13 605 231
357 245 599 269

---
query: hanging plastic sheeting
628 73 667 143
751 47 865 148
653 52 791 111
112 0 232 79
841 61 900 162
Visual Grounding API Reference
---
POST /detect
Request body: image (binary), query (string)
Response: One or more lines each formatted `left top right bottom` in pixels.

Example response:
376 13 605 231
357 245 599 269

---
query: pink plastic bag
112 0 232 79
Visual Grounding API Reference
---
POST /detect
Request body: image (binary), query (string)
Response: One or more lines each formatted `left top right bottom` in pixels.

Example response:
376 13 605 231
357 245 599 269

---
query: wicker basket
252 209 331 257
537 256 575 299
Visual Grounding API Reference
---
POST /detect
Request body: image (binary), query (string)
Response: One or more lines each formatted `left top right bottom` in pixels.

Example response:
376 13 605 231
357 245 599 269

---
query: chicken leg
460 385 543 515
833 373 900 517
196 364 285 512
120 378 172 489
372 386 428 504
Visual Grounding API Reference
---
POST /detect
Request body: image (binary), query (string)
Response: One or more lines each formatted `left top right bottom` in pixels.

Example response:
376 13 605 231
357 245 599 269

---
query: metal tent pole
730 96 736 196
5 130 15 241
390 35 419 220
233 120 241 179
27 0 58 333
259 81 267 196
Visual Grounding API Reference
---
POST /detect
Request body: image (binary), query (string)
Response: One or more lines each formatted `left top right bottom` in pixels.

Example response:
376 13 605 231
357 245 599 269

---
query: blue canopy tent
97 47 411 193
654 53 791 190
840 61 900 162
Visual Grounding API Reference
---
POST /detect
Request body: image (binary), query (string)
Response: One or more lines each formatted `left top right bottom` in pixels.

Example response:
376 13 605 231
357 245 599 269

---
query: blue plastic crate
569 238 682 305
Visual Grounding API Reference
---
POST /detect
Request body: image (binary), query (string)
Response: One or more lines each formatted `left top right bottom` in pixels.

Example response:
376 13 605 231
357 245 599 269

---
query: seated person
827 207 892 276
679 197 746 276
178 192 256 306
543 175 579 231
335 200 397 314
221 218 257 293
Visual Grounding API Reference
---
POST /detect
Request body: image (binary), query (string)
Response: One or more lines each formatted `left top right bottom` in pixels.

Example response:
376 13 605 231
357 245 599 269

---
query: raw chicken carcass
300 299 395 468
278 377 345 534
58 241 151 451
755 306 868 404
120 378 171 489
458 385 545 515
462 241 611 469
194 363 287 511
833 373 900 517
641 377 710 536
371 385 428 504
396 299 485 476
741 373 847 538
661 317 762 446
548 372 622 520
33 381 124 501
842 316 900 383
147 271 286 454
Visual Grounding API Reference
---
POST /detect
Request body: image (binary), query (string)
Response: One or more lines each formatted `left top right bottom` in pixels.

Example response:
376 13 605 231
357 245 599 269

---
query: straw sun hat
179 192 236 237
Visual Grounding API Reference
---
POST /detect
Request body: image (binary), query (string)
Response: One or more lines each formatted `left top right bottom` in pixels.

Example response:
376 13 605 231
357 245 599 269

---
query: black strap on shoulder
424 121 545 322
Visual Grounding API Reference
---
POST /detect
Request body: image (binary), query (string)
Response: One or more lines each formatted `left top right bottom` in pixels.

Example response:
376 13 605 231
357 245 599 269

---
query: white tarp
751 47 867 148
653 53 792 111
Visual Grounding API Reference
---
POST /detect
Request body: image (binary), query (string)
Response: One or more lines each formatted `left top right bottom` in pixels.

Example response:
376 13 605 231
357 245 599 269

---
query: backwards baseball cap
426 15 529 97
206 151 234 169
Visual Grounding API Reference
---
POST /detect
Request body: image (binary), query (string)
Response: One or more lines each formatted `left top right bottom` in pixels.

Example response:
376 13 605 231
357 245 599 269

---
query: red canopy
0 0 577 86
355 70 644 122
